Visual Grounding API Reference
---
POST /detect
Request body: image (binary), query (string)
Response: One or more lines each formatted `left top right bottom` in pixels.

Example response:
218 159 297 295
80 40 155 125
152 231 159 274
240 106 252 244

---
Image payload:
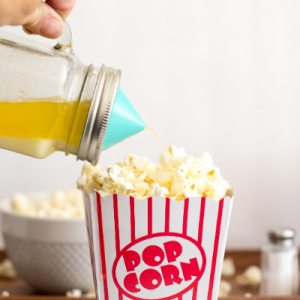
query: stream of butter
145 125 180 190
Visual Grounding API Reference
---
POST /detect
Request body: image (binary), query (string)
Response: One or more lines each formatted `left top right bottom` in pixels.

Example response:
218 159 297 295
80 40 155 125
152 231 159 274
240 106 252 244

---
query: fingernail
40 18 63 39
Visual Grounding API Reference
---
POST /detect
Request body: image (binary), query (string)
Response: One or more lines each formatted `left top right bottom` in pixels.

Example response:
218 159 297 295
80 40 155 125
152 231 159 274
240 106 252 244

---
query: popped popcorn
84 289 96 298
0 259 17 279
11 189 84 218
236 266 262 286
66 289 96 298
78 145 231 201
66 289 82 297
218 280 231 297
11 193 32 215
222 257 236 277
1 291 10 297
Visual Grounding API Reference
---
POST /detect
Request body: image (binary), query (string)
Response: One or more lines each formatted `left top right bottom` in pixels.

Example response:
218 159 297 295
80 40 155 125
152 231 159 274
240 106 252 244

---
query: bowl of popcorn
77 145 234 300
0 189 94 294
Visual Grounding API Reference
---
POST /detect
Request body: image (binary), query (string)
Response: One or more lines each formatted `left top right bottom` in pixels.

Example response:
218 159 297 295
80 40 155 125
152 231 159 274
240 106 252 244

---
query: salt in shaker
260 228 299 295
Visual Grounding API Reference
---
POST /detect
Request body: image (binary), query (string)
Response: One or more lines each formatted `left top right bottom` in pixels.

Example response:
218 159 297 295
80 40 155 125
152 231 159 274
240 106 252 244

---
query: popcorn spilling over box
78 145 233 300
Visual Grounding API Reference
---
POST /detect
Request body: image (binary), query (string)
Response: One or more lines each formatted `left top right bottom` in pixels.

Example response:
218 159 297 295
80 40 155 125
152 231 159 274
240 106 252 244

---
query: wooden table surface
1 295 298 299
0 250 298 299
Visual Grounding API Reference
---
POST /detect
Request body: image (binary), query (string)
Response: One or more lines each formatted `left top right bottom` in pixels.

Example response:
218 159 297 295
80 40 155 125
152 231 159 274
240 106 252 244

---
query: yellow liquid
145 126 167 152
145 126 179 191
0 98 91 158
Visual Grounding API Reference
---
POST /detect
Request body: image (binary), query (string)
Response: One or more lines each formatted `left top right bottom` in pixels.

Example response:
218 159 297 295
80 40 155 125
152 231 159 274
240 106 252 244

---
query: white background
0 0 300 249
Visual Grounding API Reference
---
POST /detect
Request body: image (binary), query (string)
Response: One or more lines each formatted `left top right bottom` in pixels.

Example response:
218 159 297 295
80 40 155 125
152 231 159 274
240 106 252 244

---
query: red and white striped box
84 191 233 300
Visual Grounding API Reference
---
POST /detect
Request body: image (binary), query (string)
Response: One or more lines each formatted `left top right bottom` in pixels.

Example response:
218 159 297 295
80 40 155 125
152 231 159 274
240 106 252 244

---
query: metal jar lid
77 64 121 165
268 228 295 246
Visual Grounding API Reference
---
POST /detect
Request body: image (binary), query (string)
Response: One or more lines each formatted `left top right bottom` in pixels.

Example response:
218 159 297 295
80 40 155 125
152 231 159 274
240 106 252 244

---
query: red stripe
96 193 109 300
165 198 170 233
130 196 135 242
198 197 206 243
182 198 189 235
148 198 153 235
178 295 183 300
113 194 120 253
118 291 123 300
113 195 123 300
207 198 224 300
192 284 198 300
193 196 204 300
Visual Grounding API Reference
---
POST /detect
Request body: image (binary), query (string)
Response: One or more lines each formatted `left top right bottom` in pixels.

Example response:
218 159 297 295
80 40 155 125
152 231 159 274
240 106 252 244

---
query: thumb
23 2 64 39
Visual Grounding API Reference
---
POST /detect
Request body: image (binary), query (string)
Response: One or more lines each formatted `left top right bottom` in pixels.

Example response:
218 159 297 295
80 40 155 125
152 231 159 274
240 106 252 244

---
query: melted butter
145 126 179 193
0 98 91 158
145 126 167 152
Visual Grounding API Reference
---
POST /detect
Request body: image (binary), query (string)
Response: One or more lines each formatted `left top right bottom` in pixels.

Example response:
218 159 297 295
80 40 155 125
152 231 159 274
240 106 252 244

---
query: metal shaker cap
77 64 121 165
268 228 295 245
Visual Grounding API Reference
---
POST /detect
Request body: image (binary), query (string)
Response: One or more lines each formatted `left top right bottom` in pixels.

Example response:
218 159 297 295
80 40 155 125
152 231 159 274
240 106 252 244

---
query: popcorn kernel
78 145 230 201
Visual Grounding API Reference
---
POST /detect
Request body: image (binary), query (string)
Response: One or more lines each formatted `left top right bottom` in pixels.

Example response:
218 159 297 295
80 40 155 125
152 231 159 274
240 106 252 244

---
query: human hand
0 0 76 39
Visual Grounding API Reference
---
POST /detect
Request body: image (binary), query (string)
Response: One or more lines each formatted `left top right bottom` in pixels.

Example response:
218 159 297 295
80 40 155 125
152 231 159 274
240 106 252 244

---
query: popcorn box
84 191 233 300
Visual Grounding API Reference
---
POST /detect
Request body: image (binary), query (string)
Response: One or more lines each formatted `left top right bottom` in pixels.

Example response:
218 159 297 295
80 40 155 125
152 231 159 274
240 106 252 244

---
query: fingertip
45 0 76 19
39 17 64 39
24 2 64 39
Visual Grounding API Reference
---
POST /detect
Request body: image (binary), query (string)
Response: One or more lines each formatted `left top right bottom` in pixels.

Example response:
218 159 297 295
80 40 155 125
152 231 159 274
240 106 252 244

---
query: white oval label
112 233 206 300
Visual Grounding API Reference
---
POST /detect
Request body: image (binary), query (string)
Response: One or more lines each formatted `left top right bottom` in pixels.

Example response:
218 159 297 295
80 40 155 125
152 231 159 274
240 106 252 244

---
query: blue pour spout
102 87 145 150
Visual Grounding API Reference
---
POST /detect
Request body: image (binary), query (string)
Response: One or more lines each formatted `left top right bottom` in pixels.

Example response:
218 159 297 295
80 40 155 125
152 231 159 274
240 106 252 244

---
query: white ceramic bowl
0 192 94 295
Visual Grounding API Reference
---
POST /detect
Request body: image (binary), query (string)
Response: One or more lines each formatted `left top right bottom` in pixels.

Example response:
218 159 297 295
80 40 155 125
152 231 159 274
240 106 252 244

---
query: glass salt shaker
260 228 299 295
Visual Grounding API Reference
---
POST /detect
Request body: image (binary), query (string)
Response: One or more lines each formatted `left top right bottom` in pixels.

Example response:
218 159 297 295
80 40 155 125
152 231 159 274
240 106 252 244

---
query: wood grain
225 250 260 270
0 297 299 300
0 250 298 299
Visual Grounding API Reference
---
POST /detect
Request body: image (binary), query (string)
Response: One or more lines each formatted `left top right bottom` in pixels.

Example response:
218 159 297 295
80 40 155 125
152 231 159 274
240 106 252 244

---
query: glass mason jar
0 23 144 164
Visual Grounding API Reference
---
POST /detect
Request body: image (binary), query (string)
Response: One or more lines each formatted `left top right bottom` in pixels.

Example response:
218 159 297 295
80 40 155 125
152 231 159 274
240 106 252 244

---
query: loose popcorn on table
11 189 84 218
218 280 231 297
236 266 262 286
84 289 96 298
66 289 96 298
0 259 17 279
77 145 231 201
1 291 10 297
66 289 82 297
222 257 236 277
